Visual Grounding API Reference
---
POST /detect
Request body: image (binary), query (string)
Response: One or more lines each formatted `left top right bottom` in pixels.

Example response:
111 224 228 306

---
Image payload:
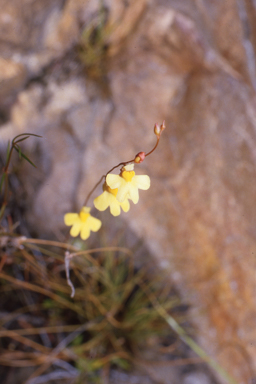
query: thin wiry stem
145 136 160 157
82 121 165 207
65 252 75 298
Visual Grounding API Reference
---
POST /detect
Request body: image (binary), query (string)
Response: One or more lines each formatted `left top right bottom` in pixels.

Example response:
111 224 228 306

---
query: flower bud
154 123 161 136
134 151 145 163
160 120 166 132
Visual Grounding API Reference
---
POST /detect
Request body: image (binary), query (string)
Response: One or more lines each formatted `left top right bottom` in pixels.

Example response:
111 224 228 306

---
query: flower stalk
83 121 166 207
65 121 166 240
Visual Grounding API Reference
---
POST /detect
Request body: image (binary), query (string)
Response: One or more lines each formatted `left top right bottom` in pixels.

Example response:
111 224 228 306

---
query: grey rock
0 1 256 383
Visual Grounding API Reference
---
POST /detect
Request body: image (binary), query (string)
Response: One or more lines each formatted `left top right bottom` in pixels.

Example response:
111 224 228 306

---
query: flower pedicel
64 121 166 240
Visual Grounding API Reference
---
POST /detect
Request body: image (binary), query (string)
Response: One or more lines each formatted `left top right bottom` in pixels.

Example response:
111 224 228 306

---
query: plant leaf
0 174 6 194
17 145 22 159
5 140 10 162
14 136 30 144
12 133 42 144
13 146 37 168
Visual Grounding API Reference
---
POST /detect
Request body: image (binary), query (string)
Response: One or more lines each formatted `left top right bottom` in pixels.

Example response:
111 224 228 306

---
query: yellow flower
94 182 130 216
64 207 101 240
106 163 150 204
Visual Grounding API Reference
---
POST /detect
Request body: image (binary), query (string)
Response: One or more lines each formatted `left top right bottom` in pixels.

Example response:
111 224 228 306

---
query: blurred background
1 0 256 383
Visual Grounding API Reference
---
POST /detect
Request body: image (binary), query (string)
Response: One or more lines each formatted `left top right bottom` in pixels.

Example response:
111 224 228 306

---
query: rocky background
1 0 256 383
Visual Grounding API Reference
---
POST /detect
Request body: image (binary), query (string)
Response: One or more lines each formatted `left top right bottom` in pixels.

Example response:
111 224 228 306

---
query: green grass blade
153 302 240 384
0 174 6 194
13 146 37 168
12 133 42 144
5 140 11 165
14 136 30 144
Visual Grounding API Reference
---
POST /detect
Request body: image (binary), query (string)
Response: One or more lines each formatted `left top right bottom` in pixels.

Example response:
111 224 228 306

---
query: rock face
1 0 256 382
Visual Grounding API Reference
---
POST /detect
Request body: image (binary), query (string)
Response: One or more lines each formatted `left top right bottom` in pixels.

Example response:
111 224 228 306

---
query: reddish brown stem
145 136 160 157
83 124 164 207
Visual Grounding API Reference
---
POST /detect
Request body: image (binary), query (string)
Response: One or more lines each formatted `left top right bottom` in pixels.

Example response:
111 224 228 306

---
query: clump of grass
0 238 182 383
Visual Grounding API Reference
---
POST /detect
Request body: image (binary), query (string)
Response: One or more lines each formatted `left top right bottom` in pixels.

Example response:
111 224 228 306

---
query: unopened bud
160 120 166 132
154 123 161 136
134 151 145 163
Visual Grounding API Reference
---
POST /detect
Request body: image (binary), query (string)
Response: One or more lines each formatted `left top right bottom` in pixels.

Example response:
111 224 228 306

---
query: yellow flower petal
109 199 121 216
132 175 150 190
116 181 130 203
106 174 122 189
94 191 110 211
70 221 82 237
64 213 79 226
120 199 130 212
127 185 139 204
87 215 102 232
80 225 90 240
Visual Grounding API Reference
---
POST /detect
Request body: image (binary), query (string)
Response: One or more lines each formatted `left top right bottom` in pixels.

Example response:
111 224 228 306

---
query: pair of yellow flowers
64 163 150 240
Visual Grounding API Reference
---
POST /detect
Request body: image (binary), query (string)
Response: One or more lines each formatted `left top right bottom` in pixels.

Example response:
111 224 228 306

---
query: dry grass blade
0 272 84 314
0 330 51 354
1 235 189 384
24 322 95 383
